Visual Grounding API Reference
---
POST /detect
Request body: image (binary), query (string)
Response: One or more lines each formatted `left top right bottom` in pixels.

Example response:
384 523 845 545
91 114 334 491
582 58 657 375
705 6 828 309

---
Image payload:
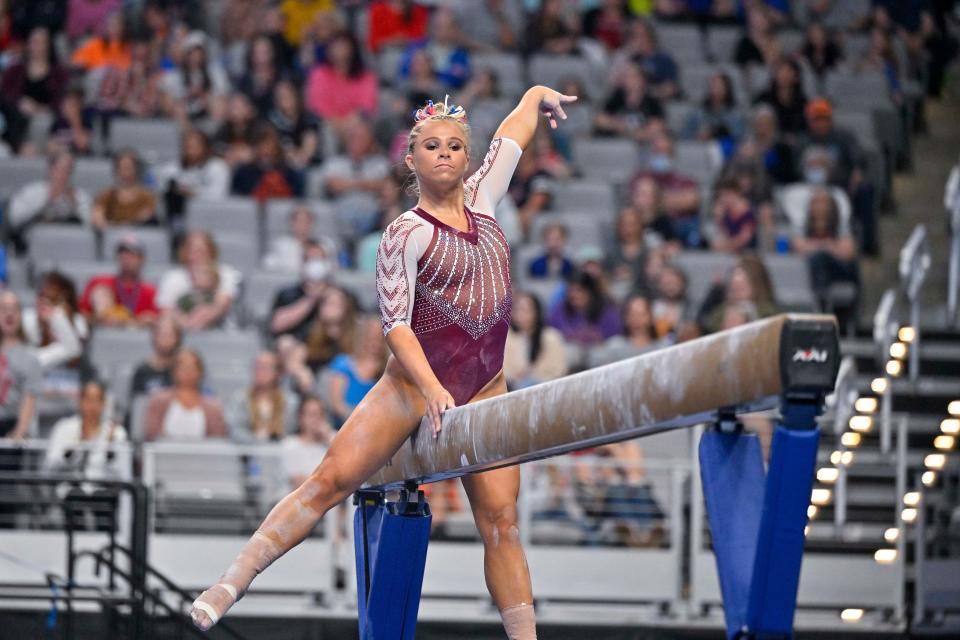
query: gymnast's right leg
190 371 425 630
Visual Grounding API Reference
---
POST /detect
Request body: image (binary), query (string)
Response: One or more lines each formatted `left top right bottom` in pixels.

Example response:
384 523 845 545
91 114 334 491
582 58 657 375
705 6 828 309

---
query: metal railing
948 170 960 325
898 225 931 382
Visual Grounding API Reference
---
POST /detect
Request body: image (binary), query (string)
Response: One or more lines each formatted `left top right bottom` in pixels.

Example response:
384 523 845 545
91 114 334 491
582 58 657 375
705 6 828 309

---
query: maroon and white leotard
376 137 522 406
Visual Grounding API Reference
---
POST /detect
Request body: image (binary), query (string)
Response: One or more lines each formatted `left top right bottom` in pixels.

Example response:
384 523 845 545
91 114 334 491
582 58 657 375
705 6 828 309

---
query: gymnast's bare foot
190 583 237 630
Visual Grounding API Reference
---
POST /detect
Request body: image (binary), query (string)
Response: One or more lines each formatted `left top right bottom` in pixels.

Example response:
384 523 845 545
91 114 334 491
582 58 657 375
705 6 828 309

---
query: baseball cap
116 233 145 255
805 98 833 120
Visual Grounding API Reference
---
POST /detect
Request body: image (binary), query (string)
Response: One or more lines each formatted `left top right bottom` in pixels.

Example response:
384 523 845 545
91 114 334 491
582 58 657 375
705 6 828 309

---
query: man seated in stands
630 133 702 248
529 221 574 280
795 98 876 256
270 245 334 342
7 150 93 251
79 233 159 328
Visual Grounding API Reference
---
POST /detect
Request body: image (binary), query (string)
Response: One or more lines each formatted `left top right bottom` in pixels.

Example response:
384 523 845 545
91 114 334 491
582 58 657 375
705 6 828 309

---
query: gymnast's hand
424 384 456 437
538 88 578 129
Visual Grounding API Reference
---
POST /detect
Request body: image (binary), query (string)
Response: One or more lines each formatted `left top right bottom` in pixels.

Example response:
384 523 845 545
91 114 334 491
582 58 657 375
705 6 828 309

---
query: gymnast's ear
404 153 415 172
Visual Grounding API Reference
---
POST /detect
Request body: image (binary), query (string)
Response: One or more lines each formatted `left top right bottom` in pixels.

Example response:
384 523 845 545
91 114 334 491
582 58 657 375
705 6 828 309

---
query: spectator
9 1 66 40
454 0 522 52
232 124 305 201
733 4 779 68
129 314 181 402
8 150 93 241
220 0 273 47
45 380 127 476
279 0 334 48
0 26 68 153
800 21 842 79
508 147 555 240
548 270 622 350
605 205 661 285
524 0 581 55
628 176 682 252
320 118 390 236
650 263 690 339
157 231 242 331
753 58 808 138
591 294 663 367
710 177 758 252
397 48 444 108
78 233 159 327
270 252 333 341
156 129 231 235
697 256 778 334
268 79 322 170
305 31 378 127
529 222 574 280
263 207 336 274
631 133 702 248
227 350 298 443
159 30 229 123
456 67 502 112
214 92 258 168
93 39 164 123
854 26 903 101
297 7 344 69
70 10 131 71
0 291 42 441
367 0 430 55
144 349 226 441
48 87 94 156
356 172 408 273
281 394 334 489
66 0 122 43
583 0 630 51
305 285 357 370
594 63 664 143
682 72 745 142
790 186 859 319
23 271 89 372
795 97 876 255
733 103 796 185
615 18 679 100
91 149 158 229
238 34 282 116
504 291 567 389
398 9 471 91
325 316 386 428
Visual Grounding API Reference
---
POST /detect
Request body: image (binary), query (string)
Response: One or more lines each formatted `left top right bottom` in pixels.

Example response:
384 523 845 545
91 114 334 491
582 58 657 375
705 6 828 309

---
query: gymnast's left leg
462 465 536 640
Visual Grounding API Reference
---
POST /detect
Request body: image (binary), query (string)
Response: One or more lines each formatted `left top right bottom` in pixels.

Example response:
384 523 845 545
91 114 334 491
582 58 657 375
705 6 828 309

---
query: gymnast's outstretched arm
495 85 577 148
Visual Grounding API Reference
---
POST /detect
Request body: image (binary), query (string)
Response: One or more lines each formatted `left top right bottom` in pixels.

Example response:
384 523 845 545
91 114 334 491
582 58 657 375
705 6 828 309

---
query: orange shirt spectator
367 0 429 54
70 12 131 71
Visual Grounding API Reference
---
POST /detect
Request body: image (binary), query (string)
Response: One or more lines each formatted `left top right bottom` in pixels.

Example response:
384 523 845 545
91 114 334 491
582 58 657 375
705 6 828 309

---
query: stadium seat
333 269 379 313
551 180 617 219
28 224 97 265
774 184 852 237
183 329 260 374
672 251 736 307
90 327 153 373
471 52 526 98
0 156 47 199
764 254 816 310
186 197 260 241
102 226 172 263
655 24 705 63
674 140 723 186
243 270 296 326
263 198 337 244
707 26 741 62
529 212 609 250
573 138 640 183
109 118 181 163
214 231 260 275
72 158 114 196
529 54 606 104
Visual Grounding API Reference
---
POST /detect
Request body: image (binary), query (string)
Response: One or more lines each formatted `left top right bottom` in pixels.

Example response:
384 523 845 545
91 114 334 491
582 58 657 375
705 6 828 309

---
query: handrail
948 167 960 324
899 225 931 382
873 289 897 454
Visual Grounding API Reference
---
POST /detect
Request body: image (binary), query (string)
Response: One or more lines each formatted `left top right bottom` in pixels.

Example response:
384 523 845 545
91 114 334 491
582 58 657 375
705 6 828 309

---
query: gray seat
213 231 260 275
110 118 181 163
183 329 261 373
764 253 816 310
0 156 46 199
665 101 697 138
551 180 617 219
128 394 150 444
656 24 704 63
573 138 639 184
529 212 608 251
674 140 722 187
471 52 526 98
263 198 337 243
32 258 110 293
333 269 378 313
708 26 741 62
154 450 246 502
514 278 562 312
243 270 297 326
72 158 114 196
528 54 605 103
28 224 97 265
102 226 171 263
187 197 260 240
90 327 153 372
672 251 736 308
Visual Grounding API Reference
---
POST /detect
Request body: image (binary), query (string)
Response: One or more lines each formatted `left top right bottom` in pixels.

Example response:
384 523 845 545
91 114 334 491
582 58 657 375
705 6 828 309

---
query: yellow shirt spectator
280 0 334 46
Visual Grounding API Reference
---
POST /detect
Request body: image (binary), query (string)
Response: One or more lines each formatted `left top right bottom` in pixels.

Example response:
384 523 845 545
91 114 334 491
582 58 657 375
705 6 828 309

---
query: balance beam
365 313 839 490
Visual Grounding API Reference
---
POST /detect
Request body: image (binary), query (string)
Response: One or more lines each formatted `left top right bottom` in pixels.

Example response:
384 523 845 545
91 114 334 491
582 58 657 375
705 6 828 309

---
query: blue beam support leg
354 488 432 640
699 402 821 640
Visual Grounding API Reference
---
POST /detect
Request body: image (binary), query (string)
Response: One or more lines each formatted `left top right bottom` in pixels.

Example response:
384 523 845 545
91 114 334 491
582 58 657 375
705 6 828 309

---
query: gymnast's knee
299 459 353 511
476 505 522 548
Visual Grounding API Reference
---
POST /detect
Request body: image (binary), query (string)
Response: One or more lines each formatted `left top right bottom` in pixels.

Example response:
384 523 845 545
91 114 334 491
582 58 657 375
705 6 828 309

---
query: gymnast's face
406 120 470 190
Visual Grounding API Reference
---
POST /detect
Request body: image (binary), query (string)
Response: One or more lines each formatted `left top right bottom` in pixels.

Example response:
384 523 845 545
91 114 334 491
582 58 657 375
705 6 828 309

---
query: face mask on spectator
648 153 672 174
804 167 827 185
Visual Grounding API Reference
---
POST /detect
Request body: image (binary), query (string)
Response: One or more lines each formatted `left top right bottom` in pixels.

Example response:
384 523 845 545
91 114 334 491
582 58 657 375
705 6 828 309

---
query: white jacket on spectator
22 307 89 371
45 415 127 480
154 157 231 201
8 181 93 228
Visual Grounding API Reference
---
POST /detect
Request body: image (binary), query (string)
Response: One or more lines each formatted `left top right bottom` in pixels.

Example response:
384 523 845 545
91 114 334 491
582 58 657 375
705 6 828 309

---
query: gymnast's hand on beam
424 385 456 438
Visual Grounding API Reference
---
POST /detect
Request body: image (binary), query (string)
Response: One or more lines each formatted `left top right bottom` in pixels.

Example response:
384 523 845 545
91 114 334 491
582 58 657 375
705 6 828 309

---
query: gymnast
190 85 577 639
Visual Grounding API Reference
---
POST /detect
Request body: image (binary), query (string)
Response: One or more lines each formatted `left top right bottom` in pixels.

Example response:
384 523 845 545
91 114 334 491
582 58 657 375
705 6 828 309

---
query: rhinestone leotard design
376 137 522 405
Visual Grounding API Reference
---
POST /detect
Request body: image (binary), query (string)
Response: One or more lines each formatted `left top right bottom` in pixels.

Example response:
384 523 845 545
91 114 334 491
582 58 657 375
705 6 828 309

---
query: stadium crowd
0 0 957 542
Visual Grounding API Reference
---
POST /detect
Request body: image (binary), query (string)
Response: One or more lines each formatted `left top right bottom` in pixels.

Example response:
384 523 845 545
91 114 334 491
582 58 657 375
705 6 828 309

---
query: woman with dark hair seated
547 269 622 363
91 149 157 229
504 292 567 390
